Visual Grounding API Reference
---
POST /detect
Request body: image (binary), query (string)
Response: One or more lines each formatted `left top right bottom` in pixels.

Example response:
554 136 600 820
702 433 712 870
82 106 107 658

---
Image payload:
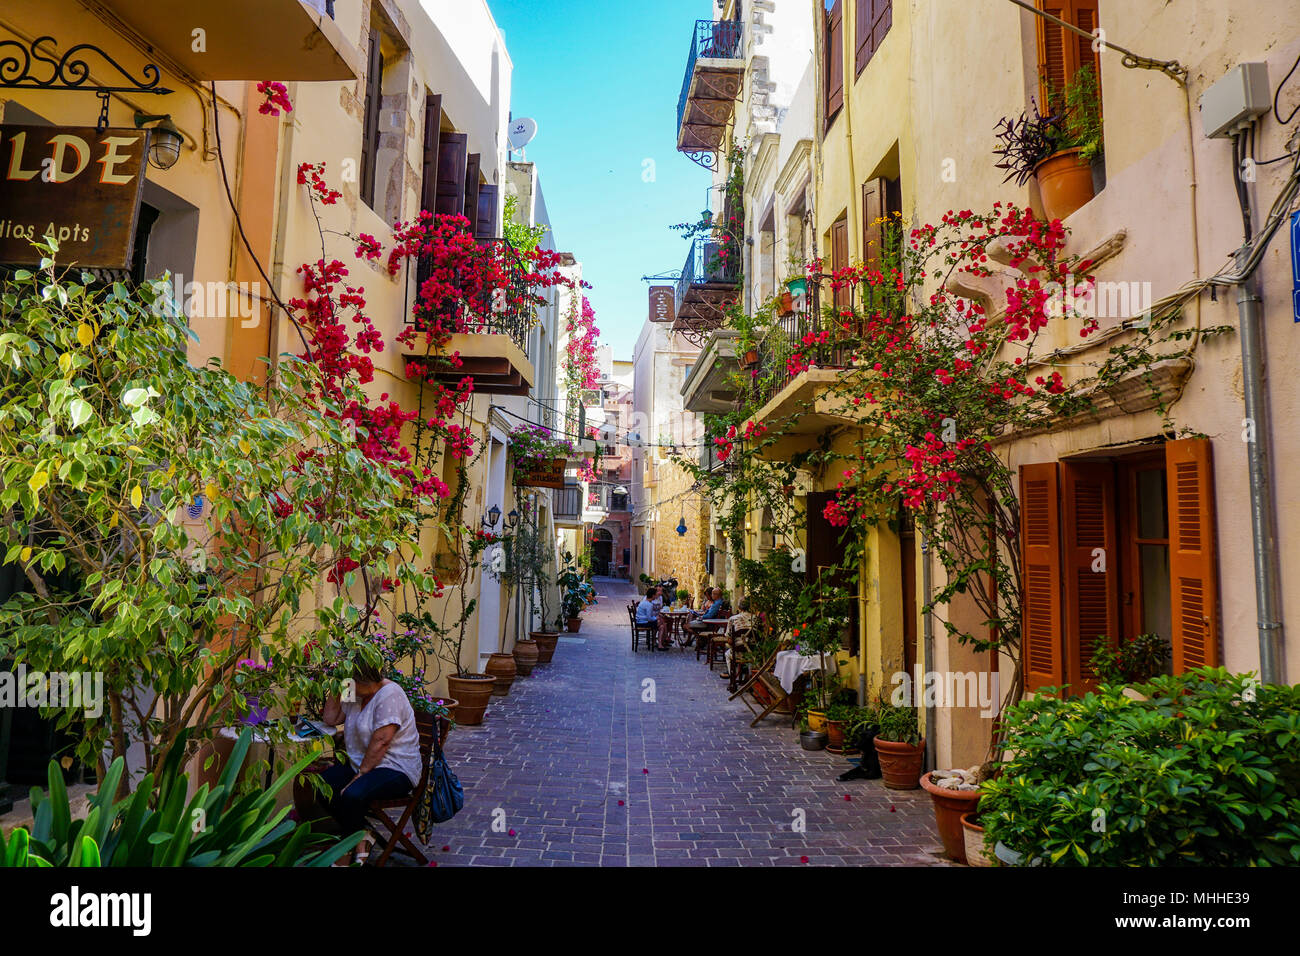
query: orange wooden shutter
1019 462 1063 692
1035 0 1100 112
825 0 844 122
1060 461 1119 694
861 178 885 269
1166 438 1220 670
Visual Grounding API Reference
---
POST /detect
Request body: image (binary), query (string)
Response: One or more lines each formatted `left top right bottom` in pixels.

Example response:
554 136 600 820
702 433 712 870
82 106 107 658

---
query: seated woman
313 662 423 862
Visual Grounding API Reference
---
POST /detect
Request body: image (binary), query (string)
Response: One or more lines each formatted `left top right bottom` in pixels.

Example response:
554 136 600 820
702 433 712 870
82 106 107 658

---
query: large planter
873 737 926 790
961 812 995 868
445 674 495 726
826 719 847 753
1033 147 1094 222
512 637 539 676
920 771 982 863
566 617 582 633
531 631 560 663
485 652 517 696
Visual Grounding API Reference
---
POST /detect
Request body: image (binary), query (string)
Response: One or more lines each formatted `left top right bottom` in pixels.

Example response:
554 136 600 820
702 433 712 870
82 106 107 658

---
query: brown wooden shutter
861 178 885 270
1036 0 1100 112
434 133 468 218
830 217 849 313
463 152 481 233
1060 461 1118 693
856 0 891 75
1020 462 1063 692
359 32 384 208
475 184 498 239
419 93 442 216
1166 438 1220 670
825 0 843 122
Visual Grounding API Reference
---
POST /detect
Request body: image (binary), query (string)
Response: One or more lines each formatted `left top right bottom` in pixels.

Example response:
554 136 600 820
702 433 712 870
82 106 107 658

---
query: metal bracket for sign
640 270 683 282
0 36 173 131
683 150 719 171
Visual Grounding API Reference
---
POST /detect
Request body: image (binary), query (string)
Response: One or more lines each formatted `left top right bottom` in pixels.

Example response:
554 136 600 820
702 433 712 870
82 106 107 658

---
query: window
1035 0 1100 114
1019 439 1220 695
823 0 843 127
359 30 384 209
855 0 891 76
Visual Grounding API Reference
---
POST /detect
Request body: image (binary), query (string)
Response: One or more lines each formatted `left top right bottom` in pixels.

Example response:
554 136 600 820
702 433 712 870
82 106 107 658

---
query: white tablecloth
773 650 826 694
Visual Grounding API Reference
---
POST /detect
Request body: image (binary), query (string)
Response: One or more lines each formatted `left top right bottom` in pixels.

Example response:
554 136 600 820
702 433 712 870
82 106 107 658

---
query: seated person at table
637 586 673 648
313 662 422 862
688 588 725 632
723 597 754 675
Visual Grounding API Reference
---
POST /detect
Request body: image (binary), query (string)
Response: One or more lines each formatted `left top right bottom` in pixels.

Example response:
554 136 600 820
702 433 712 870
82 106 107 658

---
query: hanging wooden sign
0 124 150 269
514 457 567 490
648 285 675 323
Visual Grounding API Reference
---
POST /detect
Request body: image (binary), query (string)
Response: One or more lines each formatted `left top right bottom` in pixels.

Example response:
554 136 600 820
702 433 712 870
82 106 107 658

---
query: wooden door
434 133 468 218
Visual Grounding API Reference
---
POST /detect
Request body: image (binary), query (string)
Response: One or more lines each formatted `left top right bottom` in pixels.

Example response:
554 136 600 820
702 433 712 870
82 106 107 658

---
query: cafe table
658 607 692 647
773 650 826 693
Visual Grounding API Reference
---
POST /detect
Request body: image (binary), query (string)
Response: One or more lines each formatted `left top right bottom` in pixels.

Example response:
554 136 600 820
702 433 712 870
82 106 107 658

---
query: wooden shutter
825 0 843 123
475 184 498 239
463 152 481 233
1166 438 1220 670
1036 0 1100 113
1060 460 1118 693
861 178 885 270
419 93 442 216
434 133 468 218
359 33 384 208
1020 462 1063 692
830 217 849 313
856 0 891 75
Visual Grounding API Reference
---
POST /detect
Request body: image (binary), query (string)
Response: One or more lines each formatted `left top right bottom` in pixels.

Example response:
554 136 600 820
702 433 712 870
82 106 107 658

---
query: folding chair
366 711 449 867
729 640 799 728
627 603 657 652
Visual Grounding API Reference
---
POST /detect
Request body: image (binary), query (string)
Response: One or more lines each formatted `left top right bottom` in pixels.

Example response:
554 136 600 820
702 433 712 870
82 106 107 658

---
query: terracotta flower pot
531 631 560 663
566 617 582 633
513 637 539 676
485 652 517 696
961 812 995 867
437 698 459 744
780 290 794 315
446 674 495 726
741 349 759 367
1034 147 1094 222
873 736 926 790
920 772 982 863
826 719 847 753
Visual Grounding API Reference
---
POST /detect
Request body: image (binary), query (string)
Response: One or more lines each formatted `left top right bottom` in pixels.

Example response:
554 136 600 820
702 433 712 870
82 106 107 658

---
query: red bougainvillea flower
257 80 292 116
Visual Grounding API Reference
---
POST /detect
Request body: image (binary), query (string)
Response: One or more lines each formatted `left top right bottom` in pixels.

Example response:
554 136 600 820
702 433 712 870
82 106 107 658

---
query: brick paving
425 579 949 867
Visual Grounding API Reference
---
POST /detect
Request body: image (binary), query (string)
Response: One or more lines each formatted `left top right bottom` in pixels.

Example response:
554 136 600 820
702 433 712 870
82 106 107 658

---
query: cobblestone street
428 581 947 866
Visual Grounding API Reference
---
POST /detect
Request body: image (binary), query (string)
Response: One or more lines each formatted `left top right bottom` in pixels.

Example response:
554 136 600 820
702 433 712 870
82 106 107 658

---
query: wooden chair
366 710 449 867
627 603 657 652
729 639 799 728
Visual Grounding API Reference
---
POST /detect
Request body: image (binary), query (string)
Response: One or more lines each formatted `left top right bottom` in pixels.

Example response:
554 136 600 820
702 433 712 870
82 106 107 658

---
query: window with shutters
855 0 892 77
1034 0 1100 115
829 215 849 313
1018 439 1219 696
359 17 410 219
824 0 843 129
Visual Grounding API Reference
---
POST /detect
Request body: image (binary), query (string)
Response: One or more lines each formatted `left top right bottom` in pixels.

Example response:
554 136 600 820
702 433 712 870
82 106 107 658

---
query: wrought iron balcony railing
552 484 582 520
675 237 741 313
676 18 744 142
411 237 533 357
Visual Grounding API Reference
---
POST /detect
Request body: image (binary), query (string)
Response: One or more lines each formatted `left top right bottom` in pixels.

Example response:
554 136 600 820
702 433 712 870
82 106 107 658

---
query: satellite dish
508 118 538 152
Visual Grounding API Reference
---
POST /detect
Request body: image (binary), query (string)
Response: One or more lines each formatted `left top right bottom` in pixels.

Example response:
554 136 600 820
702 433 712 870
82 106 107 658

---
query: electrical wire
1273 48 1300 126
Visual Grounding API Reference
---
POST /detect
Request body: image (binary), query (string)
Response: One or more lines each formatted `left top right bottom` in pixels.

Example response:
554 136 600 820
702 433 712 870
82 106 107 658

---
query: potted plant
960 811 995 867
872 698 925 790
824 702 858 753
557 550 587 632
507 423 575 486
920 766 985 863
993 69 1101 222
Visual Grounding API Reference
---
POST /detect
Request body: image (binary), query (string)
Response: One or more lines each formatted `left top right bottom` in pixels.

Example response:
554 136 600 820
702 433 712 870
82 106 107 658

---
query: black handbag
415 731 463 843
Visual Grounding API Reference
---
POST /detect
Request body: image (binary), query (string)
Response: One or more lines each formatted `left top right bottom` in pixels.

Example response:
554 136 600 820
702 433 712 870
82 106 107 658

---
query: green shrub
874 699 921 746
0 729 362 867
981 668 1300 866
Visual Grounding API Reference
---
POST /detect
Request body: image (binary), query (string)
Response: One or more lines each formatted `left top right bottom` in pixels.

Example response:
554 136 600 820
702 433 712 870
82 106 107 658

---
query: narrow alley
430 581 946 867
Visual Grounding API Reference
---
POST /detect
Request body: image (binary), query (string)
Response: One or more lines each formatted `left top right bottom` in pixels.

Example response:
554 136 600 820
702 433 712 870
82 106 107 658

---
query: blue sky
489 0 715 359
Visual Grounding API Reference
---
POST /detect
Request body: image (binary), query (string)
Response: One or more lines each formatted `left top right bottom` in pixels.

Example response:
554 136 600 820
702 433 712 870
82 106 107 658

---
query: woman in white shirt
318 662 422 859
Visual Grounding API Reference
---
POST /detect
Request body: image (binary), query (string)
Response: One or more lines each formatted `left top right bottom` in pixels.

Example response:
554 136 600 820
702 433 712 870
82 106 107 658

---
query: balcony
681 328 741 414
402 239 535 396
552 484 582 525
99 0 360 80
673 238 741 344
677 19 745 156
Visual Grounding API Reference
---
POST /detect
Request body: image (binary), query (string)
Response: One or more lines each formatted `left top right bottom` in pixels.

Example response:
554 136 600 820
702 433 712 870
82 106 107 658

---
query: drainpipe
1232 131 1286 685
1236 252 1286 683
921 533 935 772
